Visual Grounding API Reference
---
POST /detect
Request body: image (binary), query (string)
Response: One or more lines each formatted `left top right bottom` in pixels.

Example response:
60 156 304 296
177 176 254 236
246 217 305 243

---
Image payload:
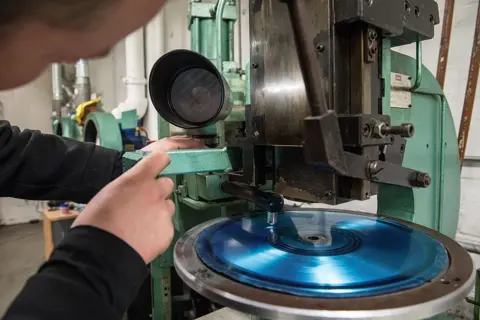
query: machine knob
410 172 432 188
373 122 415 138
383 123 415 138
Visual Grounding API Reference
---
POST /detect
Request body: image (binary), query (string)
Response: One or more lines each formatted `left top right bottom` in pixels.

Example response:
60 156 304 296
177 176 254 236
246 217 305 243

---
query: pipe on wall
74 59 92 106
112 28 148 120
145 11 166 139
51 63 63 115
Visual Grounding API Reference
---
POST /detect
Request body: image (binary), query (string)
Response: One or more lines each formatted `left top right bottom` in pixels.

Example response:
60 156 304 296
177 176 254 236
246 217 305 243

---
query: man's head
0 0 166 90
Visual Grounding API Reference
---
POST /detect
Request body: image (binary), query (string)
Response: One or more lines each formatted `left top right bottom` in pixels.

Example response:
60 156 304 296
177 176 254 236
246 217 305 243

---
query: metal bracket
122 148 233 176
281 0 431 189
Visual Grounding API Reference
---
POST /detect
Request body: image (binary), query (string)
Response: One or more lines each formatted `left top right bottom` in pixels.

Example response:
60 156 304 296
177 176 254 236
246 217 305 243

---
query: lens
169 68 223 125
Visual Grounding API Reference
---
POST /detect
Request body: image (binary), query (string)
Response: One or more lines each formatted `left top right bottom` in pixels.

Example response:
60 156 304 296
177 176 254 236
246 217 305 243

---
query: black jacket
3 226 149 320
0 121 148 319
0 120 123 203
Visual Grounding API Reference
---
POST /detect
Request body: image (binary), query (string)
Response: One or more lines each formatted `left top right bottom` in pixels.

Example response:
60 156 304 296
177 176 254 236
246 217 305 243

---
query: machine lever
221 181 284 213
281 0 348 174
280 0 328 116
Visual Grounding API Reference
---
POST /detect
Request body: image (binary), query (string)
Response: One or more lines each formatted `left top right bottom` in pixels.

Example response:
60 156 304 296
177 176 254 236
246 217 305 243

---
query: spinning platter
174 210 475 320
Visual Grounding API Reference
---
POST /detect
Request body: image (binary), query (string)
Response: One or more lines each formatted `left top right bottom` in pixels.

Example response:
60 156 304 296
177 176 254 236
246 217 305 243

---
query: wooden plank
42 209 79 259
42 212 53 260
43 209 79 222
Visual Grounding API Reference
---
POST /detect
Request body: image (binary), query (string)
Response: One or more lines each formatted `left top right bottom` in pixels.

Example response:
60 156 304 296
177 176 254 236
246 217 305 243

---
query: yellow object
75 98 102 125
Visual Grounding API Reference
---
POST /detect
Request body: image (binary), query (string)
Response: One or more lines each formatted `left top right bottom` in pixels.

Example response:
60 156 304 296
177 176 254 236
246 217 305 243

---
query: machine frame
121 0 468 319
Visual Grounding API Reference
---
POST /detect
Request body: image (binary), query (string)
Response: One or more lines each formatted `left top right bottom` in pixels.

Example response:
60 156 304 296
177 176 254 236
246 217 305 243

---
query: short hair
0 0 119 34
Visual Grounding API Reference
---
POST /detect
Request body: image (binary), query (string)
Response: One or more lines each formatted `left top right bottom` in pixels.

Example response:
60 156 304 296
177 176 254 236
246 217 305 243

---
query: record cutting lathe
121 0 476 319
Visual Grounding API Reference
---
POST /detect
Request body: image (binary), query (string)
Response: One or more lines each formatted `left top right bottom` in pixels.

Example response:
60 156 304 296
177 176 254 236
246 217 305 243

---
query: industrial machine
118 0 477 319
51 60 148 152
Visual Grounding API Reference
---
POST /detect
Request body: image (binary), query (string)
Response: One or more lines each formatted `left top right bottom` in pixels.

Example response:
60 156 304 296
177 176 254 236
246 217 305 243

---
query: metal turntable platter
174 210 475 320
195 210 448 298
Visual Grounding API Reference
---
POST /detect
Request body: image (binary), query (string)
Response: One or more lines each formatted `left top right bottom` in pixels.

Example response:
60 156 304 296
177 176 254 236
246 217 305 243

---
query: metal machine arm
281 0 431 189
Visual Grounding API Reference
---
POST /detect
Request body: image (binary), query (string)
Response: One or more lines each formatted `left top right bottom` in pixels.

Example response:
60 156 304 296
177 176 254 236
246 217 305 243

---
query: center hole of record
302 234 330 245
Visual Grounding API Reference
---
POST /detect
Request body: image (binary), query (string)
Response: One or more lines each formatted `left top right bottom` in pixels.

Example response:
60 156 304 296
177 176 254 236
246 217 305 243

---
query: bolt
251 62 259 69
367 161 380 178
365 0 373 5
430 15 435 25
252 131 260 139
405 0 411 13
373 122 388 138
368 30 378 41
379 123 415 138
388 123 415 138
414 6 420 17
316 44 325 53
413 173 431 188
400 144 405 153
362 125 371 137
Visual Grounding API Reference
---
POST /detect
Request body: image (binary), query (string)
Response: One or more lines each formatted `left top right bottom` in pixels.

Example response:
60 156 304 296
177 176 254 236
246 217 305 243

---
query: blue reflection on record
195 211 448 298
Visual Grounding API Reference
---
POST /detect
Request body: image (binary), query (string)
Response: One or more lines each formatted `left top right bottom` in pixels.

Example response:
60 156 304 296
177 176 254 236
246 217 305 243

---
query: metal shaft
381 123 415 138
282 0 329 116
458 1 480 168
221 181 284 212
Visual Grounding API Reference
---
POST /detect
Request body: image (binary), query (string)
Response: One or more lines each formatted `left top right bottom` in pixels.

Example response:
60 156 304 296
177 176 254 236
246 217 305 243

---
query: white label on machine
390 72 412 109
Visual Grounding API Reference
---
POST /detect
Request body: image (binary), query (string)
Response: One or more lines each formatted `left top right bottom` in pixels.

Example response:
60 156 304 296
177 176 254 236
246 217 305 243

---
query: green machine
51 87 147 153
52 99 146 153
51 60 147 152
122 0 476 319
51 60 96 142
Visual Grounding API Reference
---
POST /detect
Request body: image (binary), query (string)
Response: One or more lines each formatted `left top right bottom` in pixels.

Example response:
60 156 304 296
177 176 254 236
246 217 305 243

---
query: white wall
1 0 480 248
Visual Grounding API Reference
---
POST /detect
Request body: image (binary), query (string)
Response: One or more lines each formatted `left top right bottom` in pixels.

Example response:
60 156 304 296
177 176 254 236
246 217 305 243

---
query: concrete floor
0 223 479 319
0 222 44 315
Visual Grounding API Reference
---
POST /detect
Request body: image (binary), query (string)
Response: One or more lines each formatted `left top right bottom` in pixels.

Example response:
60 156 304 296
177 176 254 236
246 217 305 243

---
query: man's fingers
142 137 207 153
164 199 175 217
169 138 207 150
156 178 174 198
128 151 171 178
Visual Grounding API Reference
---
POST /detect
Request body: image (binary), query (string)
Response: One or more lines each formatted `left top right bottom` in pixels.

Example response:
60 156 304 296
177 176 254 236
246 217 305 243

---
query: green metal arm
122 148 233 176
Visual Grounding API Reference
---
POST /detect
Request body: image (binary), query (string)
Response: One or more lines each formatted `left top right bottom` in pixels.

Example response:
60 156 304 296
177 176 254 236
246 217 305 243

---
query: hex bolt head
415 173 431 187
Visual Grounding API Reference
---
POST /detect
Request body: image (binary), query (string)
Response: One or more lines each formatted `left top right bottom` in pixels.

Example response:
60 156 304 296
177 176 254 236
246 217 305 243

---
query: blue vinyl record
195 210 449 298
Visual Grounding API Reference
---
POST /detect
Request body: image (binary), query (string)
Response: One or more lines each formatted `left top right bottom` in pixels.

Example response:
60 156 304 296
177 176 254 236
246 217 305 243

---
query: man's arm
0 121 123 203
2 150 182 320
2 226 148 320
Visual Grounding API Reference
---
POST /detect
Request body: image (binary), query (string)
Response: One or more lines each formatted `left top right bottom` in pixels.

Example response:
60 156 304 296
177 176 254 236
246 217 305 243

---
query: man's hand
73 137 206 263
142 135 206 152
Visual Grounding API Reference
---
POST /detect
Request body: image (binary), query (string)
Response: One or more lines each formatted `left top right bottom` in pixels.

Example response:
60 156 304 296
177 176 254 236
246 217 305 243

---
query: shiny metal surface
174 209 475 320
194 211 448 298
250 0 332 146
170 68 223 125
149 49 232 129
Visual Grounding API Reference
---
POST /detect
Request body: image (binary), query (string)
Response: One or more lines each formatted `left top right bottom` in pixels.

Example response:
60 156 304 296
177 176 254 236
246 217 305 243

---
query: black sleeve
2 226 149 320
0 120 124 203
